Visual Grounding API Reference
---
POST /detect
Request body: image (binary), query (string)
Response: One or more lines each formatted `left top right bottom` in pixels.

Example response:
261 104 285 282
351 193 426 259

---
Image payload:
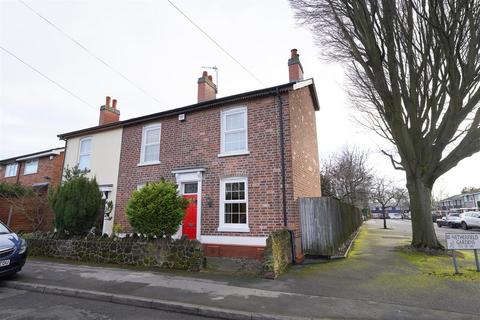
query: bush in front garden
126 180 189 237
48 166 102 236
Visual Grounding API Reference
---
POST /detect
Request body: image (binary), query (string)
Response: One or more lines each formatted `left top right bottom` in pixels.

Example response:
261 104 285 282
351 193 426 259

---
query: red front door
182 194 197 240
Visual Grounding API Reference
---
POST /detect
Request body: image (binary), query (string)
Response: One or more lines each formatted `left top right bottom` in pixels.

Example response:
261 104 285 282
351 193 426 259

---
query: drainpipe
276 88 287 228
276 89 296 263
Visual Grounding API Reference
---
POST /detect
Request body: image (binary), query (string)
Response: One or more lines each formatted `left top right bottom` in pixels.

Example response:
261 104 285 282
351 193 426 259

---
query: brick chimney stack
99 96 120 125
197 71 217 103
288 48 304 82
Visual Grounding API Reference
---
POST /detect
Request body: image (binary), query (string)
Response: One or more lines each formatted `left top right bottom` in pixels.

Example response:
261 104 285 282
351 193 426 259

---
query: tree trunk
382 206 387 229
407 177 443 249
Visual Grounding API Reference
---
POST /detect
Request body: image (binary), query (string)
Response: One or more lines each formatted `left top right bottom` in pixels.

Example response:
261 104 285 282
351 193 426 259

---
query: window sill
217 151 250 158
137 161 161 167
23 172 38 176
217 225 250 233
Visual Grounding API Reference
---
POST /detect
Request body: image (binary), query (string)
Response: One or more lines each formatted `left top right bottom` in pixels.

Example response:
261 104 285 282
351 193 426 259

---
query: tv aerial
202 65 218 91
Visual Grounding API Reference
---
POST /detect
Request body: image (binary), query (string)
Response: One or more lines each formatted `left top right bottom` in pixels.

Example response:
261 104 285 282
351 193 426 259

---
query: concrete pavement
1 220 479 319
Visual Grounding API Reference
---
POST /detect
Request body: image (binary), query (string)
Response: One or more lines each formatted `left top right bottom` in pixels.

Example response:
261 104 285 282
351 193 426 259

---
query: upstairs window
220 107 248 155
5 163 18 177
24 159 39 175
140 123 161 164
78 137 92 170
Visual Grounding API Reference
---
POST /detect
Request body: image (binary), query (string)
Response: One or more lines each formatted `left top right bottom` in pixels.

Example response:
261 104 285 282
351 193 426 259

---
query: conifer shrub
48 166 102 235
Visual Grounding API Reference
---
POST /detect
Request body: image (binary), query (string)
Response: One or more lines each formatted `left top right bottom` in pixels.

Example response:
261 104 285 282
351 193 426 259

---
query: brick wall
0 152 64 188
289 87 322 201
113 86 320 254
0 152 64 232
286 87 321 258
115 95 292 238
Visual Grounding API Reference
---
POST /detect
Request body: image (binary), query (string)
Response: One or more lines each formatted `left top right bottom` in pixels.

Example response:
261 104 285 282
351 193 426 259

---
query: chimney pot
112 99 117 109
208 75 213 81
106 96 111 107
202 71 208 77
291 48 298 58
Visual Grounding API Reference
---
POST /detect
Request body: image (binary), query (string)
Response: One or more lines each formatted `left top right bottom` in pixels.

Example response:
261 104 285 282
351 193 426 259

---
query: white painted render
63 128 123 235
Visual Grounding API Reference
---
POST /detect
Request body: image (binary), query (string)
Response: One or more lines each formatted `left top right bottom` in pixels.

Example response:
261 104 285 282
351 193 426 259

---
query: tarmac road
0 287 210 320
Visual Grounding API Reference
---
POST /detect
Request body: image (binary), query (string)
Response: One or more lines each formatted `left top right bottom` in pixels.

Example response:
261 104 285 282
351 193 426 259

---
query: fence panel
299 197 363 256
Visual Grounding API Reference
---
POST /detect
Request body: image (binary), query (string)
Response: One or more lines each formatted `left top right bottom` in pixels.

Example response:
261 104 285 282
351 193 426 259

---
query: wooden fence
299 197 363 256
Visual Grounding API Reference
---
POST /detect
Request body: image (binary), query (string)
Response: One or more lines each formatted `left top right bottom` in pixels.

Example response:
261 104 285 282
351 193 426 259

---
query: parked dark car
431 212 442 222
436 213 462 228
0 221 28 278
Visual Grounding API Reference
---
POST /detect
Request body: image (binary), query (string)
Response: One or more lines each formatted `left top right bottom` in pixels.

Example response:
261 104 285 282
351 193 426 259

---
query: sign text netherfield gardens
445 233 480 250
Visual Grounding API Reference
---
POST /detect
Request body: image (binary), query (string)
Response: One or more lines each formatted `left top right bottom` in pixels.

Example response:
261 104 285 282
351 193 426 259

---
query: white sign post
445 233 480 274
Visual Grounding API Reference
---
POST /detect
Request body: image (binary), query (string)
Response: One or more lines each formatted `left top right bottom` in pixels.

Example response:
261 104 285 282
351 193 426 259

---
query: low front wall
203 244 265 260
263 229 292 278
24 234 204 271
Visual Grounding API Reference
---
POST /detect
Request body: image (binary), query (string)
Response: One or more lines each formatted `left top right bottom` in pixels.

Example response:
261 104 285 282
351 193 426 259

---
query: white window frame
23 159 39 175
219 107 249 157
4 163 18 178
139 123 161 166
78 137 92 171
218 177 249 232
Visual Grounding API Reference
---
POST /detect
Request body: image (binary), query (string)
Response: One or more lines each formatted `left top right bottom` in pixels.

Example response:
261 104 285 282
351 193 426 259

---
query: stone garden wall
23 233 204 271
263 229 292 278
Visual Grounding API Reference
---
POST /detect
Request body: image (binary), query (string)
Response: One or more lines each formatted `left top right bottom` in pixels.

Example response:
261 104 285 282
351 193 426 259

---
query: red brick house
0 147 65 232
58 49 321 261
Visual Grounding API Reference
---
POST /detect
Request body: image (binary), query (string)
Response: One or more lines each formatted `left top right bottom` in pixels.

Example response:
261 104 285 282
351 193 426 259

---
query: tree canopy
291 0 480 249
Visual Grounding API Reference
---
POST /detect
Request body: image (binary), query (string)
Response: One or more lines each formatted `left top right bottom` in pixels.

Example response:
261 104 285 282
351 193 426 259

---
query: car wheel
437 223 441 228
461 222 468 230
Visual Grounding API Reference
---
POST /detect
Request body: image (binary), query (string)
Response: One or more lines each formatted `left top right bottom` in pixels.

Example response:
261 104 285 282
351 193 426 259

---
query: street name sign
445 233 480 274
445 233 480 250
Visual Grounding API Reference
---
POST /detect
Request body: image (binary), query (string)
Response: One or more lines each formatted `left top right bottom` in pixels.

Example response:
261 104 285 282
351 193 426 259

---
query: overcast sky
1 0 478 197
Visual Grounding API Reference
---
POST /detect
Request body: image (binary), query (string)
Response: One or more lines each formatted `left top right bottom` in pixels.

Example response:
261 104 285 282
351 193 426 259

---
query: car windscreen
0 222 12 234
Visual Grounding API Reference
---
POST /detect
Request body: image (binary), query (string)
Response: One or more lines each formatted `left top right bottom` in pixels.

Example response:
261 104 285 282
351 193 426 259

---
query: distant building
440 192 480 211
0 147 65 232
370 206 403 219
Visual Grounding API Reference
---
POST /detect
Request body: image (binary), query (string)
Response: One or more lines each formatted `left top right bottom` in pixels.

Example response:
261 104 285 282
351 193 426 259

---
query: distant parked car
436 213 462 228
432 212 443 222
0 221 28 278
459 211 480 230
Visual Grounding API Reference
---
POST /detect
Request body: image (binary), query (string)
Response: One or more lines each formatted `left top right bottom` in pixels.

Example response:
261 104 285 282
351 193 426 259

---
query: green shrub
49 166 102 235
126 180 188 237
